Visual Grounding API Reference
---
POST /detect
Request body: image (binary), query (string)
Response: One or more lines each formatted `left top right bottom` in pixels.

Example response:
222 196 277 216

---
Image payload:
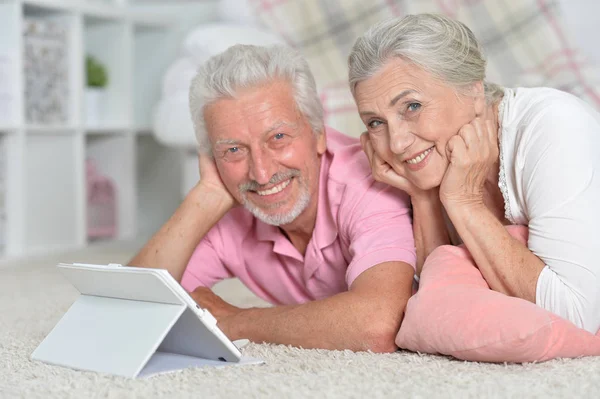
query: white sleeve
519 97 600 333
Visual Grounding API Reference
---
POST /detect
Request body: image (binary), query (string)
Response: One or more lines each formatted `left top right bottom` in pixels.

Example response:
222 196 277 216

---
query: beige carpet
1 241 600 398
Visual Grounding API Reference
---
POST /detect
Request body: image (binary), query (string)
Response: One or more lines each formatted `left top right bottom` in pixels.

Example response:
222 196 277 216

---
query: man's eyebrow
389 90 416 107
264 121 297 135
215 139 241 146
214 122 298 146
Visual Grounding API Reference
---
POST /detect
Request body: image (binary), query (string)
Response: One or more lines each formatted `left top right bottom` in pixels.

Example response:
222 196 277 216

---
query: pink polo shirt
181 127 416 305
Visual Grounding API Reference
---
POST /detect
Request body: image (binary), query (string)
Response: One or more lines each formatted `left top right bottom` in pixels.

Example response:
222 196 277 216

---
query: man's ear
471 81 486 117
316 128 327 155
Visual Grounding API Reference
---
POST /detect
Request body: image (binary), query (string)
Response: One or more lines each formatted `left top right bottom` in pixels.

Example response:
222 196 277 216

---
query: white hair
348 13 504 103
189 44 324 152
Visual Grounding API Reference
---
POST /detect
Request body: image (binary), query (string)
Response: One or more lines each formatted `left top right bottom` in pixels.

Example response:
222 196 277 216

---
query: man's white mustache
239 170 301 192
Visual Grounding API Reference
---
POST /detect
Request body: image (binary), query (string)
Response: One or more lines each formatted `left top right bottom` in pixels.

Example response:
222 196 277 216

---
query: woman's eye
274 133 285 140
408 103 421 112
368 120 382 129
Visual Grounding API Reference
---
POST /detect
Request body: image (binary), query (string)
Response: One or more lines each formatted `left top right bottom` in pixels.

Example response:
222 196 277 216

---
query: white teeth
406 148 433 165
257 179 291 196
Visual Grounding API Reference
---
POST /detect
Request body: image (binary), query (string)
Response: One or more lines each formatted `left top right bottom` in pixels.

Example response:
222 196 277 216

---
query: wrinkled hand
190 287 241 337
361 132 424 198
439 112 498 209
197 152 236 209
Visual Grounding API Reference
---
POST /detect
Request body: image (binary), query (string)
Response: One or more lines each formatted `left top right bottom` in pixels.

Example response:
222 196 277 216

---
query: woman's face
353 58 480 191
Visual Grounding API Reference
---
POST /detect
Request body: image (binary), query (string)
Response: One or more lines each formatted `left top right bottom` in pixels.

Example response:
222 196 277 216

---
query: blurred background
0 0 598 263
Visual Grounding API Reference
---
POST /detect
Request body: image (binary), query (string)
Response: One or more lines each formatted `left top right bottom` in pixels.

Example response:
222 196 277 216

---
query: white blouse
497 87 600 333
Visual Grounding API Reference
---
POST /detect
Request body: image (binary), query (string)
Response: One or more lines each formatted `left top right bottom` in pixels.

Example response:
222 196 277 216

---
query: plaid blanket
247 0 600 137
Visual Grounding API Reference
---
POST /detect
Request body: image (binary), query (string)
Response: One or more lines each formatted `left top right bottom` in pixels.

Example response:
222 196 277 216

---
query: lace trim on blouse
496 90 514 224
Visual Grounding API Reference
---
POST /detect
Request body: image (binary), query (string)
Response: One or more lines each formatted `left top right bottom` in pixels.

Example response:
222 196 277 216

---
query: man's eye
368 120 382 129
274 133 285 140
408 103 421 112
228 147 239 153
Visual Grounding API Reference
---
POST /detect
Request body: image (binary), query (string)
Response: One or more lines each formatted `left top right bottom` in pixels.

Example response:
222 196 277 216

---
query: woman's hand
439 114 498 210
361 132 425 198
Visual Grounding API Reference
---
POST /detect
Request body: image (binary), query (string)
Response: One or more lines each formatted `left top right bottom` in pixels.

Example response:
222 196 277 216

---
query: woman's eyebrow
359 89 418 117
389 90 417 106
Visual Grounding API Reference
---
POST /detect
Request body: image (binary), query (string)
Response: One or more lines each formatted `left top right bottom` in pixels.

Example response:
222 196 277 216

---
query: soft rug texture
1 241 600 398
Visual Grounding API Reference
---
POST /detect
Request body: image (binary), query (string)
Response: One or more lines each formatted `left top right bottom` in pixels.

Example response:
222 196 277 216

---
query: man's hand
190 287 242 339
197 152 236 209
127 153 237 281
200 261 414 353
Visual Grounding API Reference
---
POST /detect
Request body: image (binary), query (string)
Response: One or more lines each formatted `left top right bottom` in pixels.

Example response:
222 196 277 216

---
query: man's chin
243 202 303 226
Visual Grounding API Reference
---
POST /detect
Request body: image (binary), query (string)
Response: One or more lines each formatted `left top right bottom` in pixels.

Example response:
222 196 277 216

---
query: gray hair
189 44 324 152
348 13 504 104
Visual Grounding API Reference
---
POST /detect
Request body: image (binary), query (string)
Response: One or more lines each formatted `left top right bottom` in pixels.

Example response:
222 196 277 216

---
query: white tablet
57 262 242 363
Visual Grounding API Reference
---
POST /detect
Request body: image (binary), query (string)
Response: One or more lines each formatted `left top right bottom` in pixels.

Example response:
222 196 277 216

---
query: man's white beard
241 182 311 226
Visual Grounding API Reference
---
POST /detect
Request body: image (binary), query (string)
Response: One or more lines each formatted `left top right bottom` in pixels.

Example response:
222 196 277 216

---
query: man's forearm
128 184 233 281
412 189 451 276
222 262 414 353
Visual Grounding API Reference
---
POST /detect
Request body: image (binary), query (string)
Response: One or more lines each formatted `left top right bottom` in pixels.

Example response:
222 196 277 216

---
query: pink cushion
396 225 600 363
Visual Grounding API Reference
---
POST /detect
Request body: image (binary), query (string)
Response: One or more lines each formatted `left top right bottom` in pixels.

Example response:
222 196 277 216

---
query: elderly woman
347 13 600 333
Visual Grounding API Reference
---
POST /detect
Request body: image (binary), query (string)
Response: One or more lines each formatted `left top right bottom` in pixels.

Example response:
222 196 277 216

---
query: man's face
204 80 326 226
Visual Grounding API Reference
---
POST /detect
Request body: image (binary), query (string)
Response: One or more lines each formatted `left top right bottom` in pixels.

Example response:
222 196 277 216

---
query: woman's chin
414 174 444 192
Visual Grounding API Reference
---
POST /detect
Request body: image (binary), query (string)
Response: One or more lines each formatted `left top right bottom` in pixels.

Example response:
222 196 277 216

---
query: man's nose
248 149 275 185
388 121 414 155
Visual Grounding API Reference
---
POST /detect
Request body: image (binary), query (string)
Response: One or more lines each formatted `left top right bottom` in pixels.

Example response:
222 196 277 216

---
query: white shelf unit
0 0 183 261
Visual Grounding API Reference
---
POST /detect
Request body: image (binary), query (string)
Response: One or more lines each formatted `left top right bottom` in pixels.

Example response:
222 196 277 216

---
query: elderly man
129 44 415 353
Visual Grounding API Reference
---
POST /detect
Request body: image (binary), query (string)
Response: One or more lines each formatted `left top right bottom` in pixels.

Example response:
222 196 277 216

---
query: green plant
86 55 108 88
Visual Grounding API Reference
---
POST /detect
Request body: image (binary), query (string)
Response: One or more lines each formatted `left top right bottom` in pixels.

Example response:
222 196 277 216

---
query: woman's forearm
444 202 545 301
411 188 451 276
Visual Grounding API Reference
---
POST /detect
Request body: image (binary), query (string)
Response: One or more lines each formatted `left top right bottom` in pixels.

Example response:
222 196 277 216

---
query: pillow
182 23 286 66
161 57 198 97
217 0 259 26
153 91 196 149
396 225 600 363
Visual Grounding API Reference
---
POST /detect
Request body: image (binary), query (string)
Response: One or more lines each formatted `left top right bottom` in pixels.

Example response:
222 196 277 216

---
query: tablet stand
31 294 191 378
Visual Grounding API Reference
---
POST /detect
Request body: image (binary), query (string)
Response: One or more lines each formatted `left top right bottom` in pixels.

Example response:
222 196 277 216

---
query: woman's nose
388 121 413 155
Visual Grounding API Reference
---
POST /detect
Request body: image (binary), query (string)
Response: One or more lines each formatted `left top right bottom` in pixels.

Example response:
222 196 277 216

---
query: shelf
22 1 68 16
133 23 174 131
0 2 21 127
134 127 153 136
0 135 6 257
1 0 197 261
23 1 121 17
85 126 129 135
23 8 79 127
25 124 78 134
23 134 81 253
0 127 19 133
84 17 131 127
128 13 173 30
135 133 181 236
82 7 122 24
85 134 136 240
